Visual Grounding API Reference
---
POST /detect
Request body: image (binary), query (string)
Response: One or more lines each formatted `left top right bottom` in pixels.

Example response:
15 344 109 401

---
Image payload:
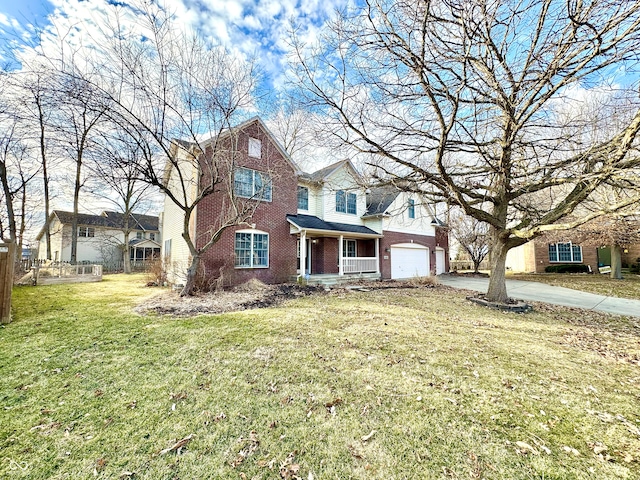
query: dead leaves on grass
158 434 195 456
231 431 260 467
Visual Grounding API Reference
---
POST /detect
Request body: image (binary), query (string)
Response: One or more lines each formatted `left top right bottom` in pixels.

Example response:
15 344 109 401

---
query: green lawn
1 275 639 479
508 273 640 300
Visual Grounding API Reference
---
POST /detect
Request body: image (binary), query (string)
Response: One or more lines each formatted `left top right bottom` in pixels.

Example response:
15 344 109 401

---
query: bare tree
0 119 40 268
290 0 640 302
90 128 154 274
69 2 262 295
450 211 489 274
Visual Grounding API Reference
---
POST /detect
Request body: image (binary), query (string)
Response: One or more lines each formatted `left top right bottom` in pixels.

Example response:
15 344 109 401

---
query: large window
297 186 309 210
235 231 269 268
78 227 95 238
548 242 582 263
408 199 415 219
336 190 357 214
234 167 272 201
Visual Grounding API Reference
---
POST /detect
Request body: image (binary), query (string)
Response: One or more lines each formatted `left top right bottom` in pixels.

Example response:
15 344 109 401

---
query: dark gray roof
301 160 350 183
52 210 159 231
365 185 399 216
287 214 381 236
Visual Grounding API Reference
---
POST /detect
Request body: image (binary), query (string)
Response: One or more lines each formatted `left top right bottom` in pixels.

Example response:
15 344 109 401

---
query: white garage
390 243 430 279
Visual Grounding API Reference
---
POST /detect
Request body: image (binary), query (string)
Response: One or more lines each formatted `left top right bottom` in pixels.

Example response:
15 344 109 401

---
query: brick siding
196 121 298 287
532 238 598 273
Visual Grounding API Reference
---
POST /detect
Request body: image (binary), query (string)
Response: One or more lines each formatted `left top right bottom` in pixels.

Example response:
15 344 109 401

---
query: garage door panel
390 245 430 279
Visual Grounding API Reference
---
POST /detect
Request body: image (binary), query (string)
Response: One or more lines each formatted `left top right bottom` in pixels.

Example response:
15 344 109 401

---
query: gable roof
365 185 399 216
36 210 159 240
300 159 363 185
167 116 302 181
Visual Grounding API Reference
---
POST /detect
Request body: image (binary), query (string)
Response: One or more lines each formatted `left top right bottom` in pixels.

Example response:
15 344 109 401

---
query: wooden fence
1 242 16 324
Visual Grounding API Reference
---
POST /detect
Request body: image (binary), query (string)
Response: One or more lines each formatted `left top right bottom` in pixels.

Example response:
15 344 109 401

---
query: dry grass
1 274 639 479
508 272 640 300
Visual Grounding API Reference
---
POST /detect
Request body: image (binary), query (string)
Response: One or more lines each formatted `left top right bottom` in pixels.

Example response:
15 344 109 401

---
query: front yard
1 275 639 479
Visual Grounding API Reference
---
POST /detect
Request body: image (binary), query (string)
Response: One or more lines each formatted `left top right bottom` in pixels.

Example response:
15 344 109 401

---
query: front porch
287 214 383 283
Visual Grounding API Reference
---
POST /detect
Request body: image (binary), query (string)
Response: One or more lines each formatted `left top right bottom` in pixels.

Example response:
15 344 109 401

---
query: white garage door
390 244 430 279
435 248 446 275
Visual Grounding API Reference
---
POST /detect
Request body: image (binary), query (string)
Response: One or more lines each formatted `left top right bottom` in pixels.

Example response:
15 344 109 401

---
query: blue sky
0 0 348 88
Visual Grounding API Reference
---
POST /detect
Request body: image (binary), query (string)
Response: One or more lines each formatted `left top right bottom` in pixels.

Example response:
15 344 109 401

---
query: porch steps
293 273 381 287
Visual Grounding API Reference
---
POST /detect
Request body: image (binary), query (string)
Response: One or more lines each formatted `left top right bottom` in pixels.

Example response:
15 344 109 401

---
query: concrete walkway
437 275 640 318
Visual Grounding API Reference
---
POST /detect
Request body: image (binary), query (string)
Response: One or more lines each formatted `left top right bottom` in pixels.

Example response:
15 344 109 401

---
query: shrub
544 264 590 274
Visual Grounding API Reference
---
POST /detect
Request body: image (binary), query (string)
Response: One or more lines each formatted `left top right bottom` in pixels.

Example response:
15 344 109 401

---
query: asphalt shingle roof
52 210 159 231
287 214 380 236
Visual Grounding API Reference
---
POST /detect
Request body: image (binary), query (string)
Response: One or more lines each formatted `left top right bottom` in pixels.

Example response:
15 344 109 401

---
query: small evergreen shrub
544 264 590 274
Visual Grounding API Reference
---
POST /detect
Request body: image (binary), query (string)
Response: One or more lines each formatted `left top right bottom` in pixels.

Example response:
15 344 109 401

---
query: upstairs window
549 242 582 263
78 227 95 238
234 167 272 201
297 186 309 210
235 231 269 268
248 137 261 158
136 232 144 239
336 190 357 215
408 199 415 219
150 232 156 241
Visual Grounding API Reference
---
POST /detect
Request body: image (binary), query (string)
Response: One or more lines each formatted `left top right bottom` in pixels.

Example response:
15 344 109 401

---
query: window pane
297 186 309 210
256 172 272 201
336 190 346 213
408 199 415 219
548 244 558 262
253 234 269 266
557 243 572 262
234 168 253 198
572 245 582 262
88 228 95 238
347 193 357 214
235 233 252 267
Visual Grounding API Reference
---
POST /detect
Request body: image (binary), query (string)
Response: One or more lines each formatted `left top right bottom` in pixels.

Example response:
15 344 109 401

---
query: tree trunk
486 231 510 303
180 253 201 297
123 231 132 274
610 244 623 280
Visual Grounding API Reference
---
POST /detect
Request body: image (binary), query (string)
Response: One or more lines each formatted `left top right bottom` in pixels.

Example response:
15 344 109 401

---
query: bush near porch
1 275 639 479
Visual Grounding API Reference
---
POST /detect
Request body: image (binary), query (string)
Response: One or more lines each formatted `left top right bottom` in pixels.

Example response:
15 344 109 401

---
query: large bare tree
69 2 263 295
291 0 640 302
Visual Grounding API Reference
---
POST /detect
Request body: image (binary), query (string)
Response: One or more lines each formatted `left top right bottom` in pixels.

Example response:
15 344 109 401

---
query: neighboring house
36 210 161 264
162 116 449 287
505 237 598 273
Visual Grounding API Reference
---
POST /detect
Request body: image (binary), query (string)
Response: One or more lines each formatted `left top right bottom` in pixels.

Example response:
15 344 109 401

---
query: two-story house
37 210 161 265
161 117 448 287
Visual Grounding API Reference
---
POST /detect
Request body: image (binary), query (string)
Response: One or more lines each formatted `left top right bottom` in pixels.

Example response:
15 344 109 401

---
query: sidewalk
437 275 640 317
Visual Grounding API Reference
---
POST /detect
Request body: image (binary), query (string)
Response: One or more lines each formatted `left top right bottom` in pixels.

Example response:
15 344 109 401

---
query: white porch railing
342 257 378 274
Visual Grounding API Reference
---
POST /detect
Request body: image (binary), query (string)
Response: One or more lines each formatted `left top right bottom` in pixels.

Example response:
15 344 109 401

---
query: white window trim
548 242 583 263
235 229 269 269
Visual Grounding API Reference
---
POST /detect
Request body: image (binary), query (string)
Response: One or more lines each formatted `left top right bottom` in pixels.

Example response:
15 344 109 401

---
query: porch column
338 235 344 276
375 237 380 274
300 230 307 276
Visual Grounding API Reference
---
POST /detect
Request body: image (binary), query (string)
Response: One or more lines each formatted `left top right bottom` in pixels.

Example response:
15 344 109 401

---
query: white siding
383 192 436 236
161 151 198 285
320 167 367 225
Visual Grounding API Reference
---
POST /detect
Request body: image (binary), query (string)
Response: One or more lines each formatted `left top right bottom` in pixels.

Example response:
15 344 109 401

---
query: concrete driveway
437 275 640 318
